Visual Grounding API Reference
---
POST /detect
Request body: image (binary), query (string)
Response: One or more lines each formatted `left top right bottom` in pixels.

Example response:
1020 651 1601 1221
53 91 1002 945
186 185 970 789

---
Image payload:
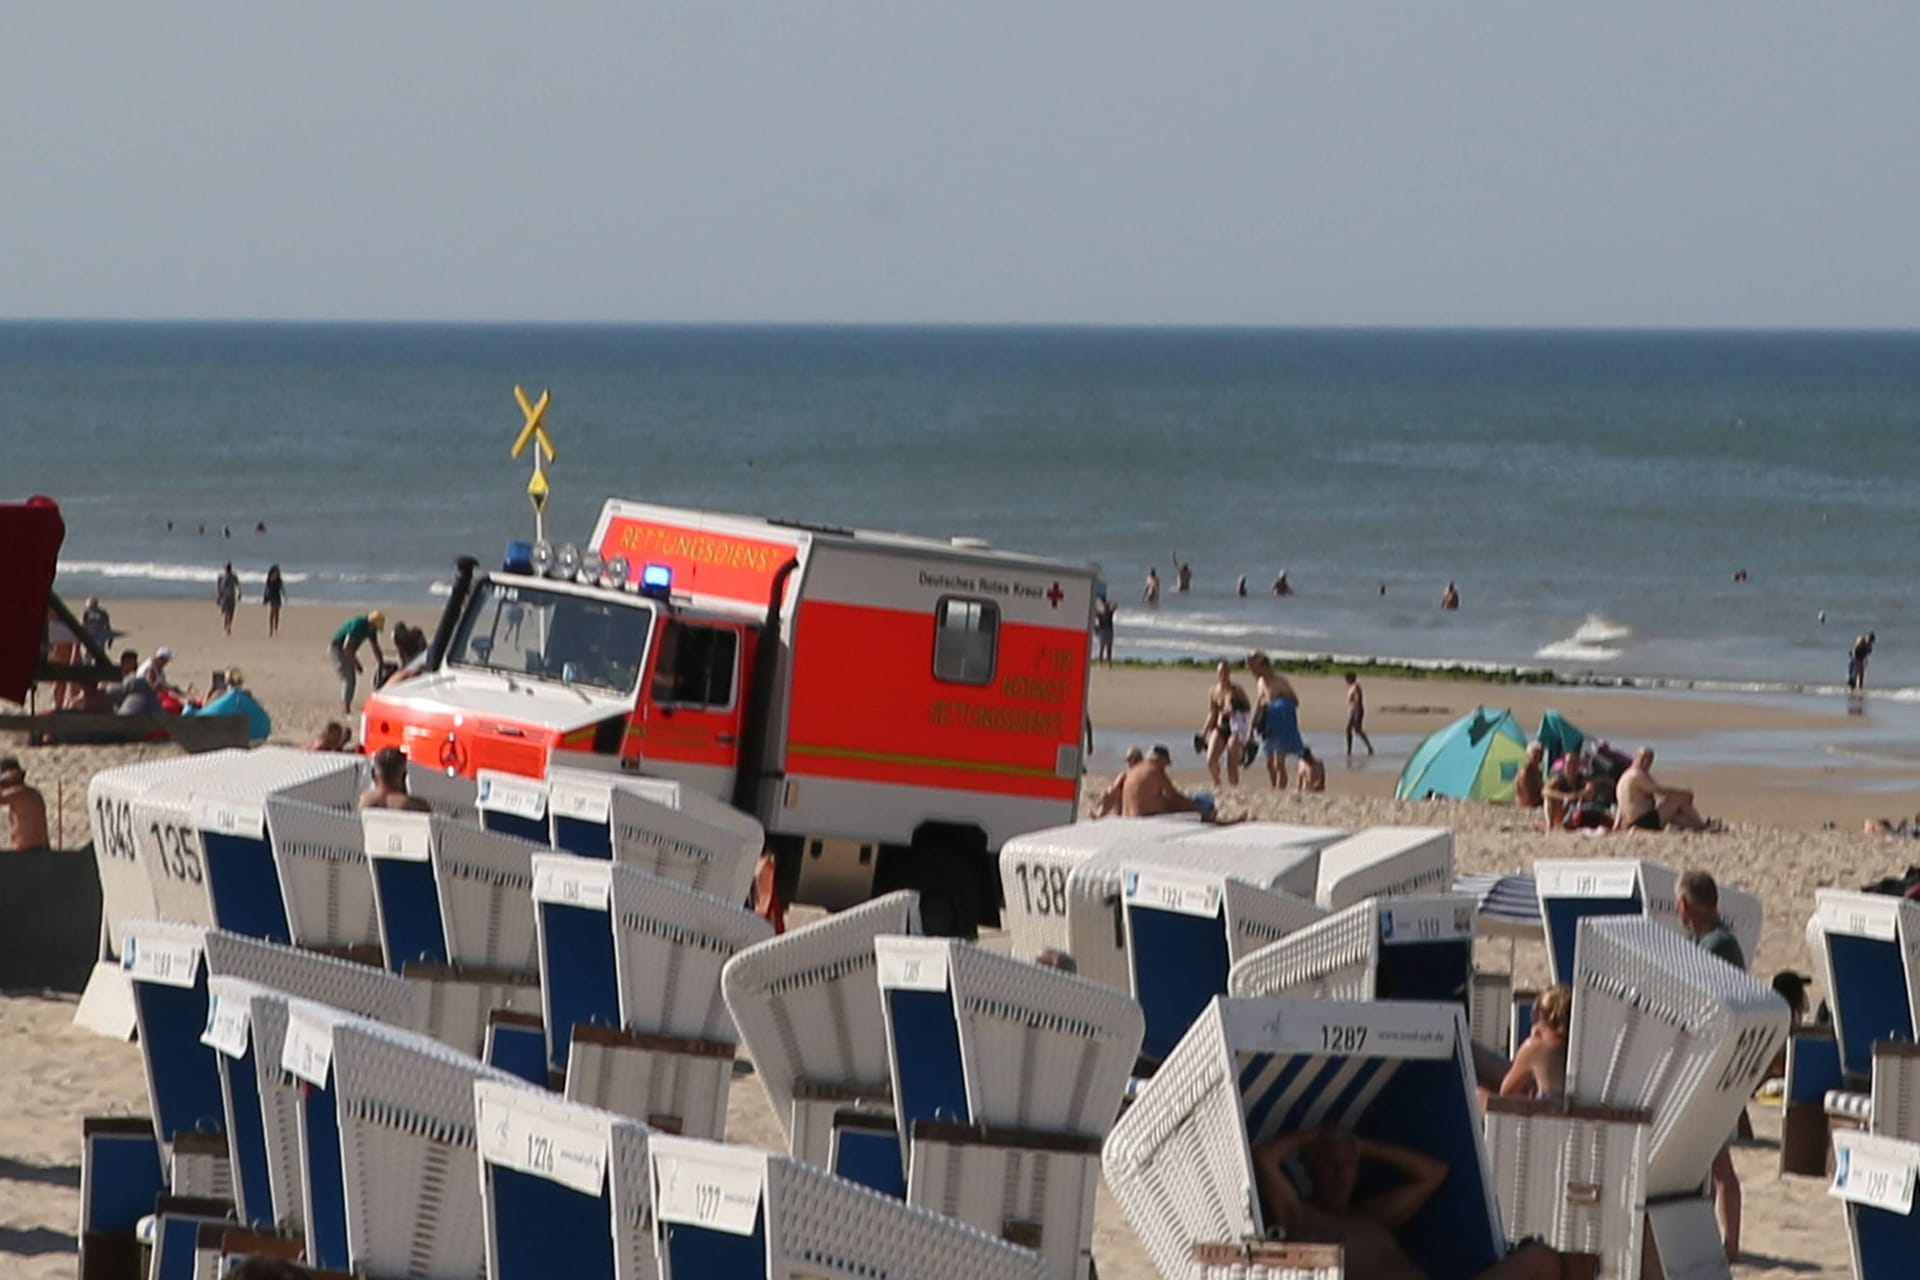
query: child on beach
1499 985 1571 1100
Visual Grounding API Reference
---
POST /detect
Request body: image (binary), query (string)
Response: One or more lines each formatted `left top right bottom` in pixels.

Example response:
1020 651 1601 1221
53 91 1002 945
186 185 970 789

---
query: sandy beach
2 595 1890 1276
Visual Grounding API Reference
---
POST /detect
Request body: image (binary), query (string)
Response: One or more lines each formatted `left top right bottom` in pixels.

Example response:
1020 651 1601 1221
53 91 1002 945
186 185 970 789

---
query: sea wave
1572 614 1633 644
1115 610 1328 642
1534 639 1623 664
59 559 313 586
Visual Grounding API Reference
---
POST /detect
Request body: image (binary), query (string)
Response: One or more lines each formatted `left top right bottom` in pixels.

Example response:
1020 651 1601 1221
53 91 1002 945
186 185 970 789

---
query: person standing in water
1142 568 1161 608
1170 554 1192 593
1440 581 1460 610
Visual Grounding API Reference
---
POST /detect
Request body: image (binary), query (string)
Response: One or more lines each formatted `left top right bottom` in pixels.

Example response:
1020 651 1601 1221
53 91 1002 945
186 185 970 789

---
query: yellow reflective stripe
787 742 1060 780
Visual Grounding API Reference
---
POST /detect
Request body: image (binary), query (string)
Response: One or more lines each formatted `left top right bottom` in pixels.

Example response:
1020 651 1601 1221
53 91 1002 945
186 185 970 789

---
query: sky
2 3 1916 328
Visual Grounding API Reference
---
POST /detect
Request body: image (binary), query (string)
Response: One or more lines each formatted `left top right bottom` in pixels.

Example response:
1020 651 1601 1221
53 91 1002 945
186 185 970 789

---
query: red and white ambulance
361 499 1097 934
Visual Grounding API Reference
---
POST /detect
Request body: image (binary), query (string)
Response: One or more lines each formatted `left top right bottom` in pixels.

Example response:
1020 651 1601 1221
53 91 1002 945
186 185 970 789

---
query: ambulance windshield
447 579 653 696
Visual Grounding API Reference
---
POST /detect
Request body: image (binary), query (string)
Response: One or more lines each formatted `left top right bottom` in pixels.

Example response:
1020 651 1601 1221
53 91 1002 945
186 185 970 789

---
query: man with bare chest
1253 1129 1564 1280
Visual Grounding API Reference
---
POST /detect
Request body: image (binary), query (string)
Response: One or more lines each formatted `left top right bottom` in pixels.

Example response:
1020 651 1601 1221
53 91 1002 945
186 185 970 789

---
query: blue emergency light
639 563 673 596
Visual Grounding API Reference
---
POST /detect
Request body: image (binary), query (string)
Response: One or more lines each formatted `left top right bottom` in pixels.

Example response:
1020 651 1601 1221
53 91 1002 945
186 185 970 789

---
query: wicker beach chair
996 817 1204 986
1482 1097 1651 1280
906 1119 1106 1280
533 855 771 1133
1311 826 1455 910
1172 822 1350 898
1533 858 1764 987
876 935 1144 1143
473 1080 658 1280
1830 1127 1920 1280
476 767 555 844
1226 893 1479 1009
1101 996 1502 1280
1117 857 1327 1063
1811 889 1920 1083
78 1116 166 1275
327 1017 520 1279
118 919 224 1166
1561 917 1788 1276
277 997 391 1270
199 932 421 1227
608 773 765 904
361 808 447 971
1189 1242 1345 1279
263 795 381 953
406 758 480 820
430 813 543 971
721 890 920 1164
648 1134 1052 1280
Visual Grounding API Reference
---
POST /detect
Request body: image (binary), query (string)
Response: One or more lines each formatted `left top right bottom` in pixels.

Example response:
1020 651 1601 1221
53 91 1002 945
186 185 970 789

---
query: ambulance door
626 619 747 800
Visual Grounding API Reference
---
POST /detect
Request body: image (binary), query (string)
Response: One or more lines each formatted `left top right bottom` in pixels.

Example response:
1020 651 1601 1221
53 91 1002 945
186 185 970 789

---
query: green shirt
1695 922 1745 971
331 615 376 652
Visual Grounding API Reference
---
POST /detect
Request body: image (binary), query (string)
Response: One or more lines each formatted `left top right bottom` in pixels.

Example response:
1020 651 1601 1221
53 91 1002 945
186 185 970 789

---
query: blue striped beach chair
648 1135 1051 1280
474 1080 657 1280
263 795 381 954
1227 894 1479 1009
1103 996 1500 1280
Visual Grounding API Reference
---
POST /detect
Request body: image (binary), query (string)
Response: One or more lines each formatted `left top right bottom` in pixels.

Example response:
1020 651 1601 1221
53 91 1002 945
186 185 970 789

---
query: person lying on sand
1614 746 1712 833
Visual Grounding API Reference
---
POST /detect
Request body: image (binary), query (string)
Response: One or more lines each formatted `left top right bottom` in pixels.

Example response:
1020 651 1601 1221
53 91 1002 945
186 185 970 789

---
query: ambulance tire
905 851 982 941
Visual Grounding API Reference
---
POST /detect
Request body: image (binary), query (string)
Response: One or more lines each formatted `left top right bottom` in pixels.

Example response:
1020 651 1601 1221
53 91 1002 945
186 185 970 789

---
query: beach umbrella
1535 710 1586 765
1395 706 1529 804
1452 871 1542 940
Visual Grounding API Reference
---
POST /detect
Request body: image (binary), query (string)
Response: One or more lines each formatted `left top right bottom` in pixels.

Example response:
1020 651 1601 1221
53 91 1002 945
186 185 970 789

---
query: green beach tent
1535 710 1586 765
1396 707 1531 804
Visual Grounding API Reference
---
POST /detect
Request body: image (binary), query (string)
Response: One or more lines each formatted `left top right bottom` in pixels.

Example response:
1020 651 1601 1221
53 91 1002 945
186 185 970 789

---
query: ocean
6 322 1918 695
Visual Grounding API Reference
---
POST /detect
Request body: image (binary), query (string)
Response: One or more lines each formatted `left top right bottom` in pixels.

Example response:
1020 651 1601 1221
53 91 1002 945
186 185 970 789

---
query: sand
1 597 1883 1276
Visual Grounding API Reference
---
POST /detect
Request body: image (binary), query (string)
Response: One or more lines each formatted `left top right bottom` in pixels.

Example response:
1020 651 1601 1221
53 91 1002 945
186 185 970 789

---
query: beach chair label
548 775 612 823
1831 1130 1919 1214
655 1149 764 1235
478 771 549 821
1225 998 1457 1059
532 856 614 912
121 933 202 988
475 1088 608 1196
362 810 432 862
877 943 950 992
1123 868 1223 919
191 794 266 840
1378 899 1475 945
1819 893 1899 942
281 1008 335 1085
1536 863 1640 899
200 989 251 1057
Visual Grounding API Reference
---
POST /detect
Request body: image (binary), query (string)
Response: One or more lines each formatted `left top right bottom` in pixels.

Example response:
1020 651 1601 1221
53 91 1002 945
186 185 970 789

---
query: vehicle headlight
530 541 555 577
581 549 605 584
556 543 581 580
606 555 631 588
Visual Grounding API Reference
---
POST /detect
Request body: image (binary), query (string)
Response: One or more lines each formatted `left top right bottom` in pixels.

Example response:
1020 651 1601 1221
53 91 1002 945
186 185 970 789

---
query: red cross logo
438 735 469 772
1046 582 1064 608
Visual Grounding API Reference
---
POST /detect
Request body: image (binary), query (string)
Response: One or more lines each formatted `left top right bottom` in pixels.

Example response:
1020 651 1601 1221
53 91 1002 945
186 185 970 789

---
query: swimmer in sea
1142 568 1161 608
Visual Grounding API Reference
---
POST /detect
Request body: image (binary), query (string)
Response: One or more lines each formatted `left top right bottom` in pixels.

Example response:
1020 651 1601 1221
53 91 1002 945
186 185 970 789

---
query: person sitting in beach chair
1252 1128 1565 1280
1499 985 1570 1101
358 746 429 812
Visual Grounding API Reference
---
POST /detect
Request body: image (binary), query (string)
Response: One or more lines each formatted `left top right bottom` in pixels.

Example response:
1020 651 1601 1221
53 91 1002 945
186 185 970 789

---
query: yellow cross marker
511 386 556 462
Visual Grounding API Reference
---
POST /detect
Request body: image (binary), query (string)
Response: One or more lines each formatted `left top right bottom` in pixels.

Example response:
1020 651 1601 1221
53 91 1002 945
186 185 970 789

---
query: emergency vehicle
361 499 1098 935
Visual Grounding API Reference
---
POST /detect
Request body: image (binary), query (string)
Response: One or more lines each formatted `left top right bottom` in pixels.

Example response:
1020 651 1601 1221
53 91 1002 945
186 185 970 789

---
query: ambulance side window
933 597 998 685
650 624 738 709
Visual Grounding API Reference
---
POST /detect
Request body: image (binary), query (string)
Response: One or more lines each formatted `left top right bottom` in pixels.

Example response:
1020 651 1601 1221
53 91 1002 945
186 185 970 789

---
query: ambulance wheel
908 851 981 941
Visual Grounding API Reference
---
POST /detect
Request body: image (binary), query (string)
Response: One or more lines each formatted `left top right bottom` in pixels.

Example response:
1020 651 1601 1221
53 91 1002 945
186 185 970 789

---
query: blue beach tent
1395 707 1529 804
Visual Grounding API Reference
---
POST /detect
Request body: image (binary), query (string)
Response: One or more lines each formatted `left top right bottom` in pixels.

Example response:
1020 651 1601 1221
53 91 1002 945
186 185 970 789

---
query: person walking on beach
1678 870 1745 1263
1848 631 1876 691
1247 651 1305 789
1142 568 1161 608
1343 673 1374 756
215 563 241 636
0 757 51 852
262 565 287 637
1200 662 1251 788
328 610 387 714
1092 593 1117 665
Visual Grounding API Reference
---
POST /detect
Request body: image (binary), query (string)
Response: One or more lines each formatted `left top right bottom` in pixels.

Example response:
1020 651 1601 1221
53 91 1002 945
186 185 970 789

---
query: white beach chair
1534 858 1764 987
1312 826 1454 910
1117 856 1326 1063
118 919 224 1165
474 1080 658 1280
721 890 920 1165
597 768 765 903
1101 996 1503 1280
328 1017 520 1279
532 854 771 1133
648 1134 1051 1280
406 759 480 820
430 812 543 971
1469 971 1515 1060
263 795 381 954
1564 917 1788 1275
1172 822 1350 897
361 807 448 970
1830 1128 1920 1280
476 767 555 844
1482 1097 1651 1280
277 998 388 1271
996 817 1205 986
906 1119 1106 1280
1190 1242 1345 1279
1226 893 1479 1008
876 935 1144 1142
1811 888 1920 1083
